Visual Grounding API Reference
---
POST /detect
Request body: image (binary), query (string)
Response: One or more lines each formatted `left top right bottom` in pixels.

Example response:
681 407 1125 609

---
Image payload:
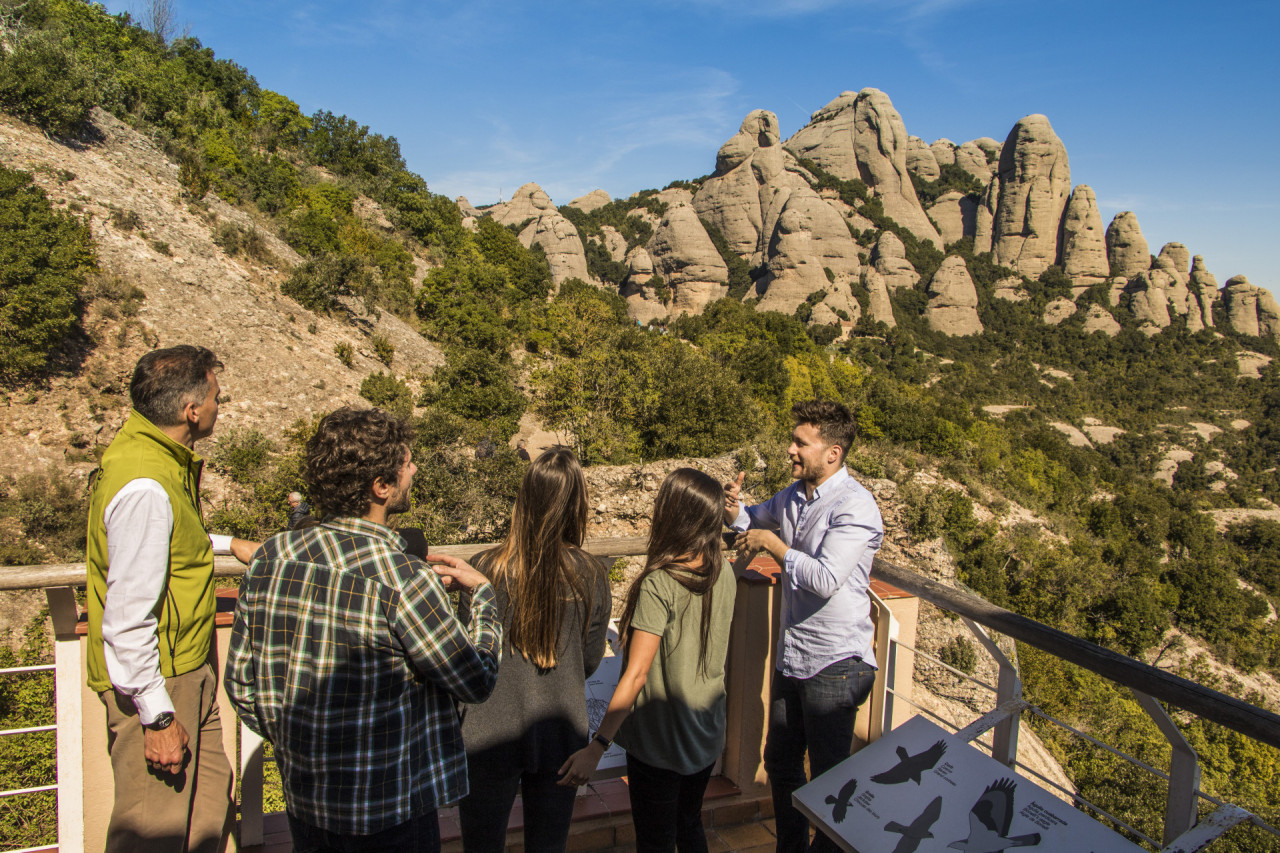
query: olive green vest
86 411 216 693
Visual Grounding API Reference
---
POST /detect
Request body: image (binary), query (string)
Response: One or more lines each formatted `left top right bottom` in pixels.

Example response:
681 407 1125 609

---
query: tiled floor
243 776 778 853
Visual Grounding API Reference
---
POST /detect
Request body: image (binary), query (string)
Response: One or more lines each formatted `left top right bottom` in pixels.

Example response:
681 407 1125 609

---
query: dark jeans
763 656 876 853
458 766 577 853
626 753 714 853
287 810 440 853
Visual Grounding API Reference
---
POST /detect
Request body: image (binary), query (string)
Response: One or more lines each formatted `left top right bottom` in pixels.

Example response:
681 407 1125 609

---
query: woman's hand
557 740 605 787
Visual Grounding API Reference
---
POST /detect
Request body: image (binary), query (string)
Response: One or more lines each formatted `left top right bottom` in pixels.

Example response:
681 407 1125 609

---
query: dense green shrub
211 428 276 483
359 371 413 419
0 29 96 135
282 254 369 313
425 350 525 441
0 167 95 380
0 467 87 561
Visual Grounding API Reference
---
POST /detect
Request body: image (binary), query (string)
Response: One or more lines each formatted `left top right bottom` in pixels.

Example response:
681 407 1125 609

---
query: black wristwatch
592 732 612 750
143 711 175 731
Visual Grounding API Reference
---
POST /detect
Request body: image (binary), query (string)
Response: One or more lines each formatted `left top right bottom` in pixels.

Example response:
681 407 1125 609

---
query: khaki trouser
100 664 234 853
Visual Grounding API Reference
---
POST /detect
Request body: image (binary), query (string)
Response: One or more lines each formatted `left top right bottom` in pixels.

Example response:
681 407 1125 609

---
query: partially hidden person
457 447 611 853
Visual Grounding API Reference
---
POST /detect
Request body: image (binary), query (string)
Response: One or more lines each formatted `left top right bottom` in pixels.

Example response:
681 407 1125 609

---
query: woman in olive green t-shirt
559 468 736 853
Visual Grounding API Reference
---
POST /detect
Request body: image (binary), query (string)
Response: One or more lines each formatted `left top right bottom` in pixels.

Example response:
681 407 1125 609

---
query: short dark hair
130 345 223 426
304 407 415 519
792 400 856 461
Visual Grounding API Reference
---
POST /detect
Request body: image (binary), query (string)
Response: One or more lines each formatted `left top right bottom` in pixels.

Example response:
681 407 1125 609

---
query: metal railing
1 542 1278 852
0 662 58 853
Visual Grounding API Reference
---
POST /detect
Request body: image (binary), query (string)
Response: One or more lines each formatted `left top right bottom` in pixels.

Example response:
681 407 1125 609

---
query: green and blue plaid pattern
225 517 501 835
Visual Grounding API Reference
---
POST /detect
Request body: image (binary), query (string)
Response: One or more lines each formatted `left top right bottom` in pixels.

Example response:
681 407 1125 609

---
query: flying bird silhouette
947 778 1042 852
824 777 859 823
884 795 943 853
871 739 948 785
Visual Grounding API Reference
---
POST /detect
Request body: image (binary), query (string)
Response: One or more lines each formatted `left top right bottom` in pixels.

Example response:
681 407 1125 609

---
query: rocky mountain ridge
480 88 1279 343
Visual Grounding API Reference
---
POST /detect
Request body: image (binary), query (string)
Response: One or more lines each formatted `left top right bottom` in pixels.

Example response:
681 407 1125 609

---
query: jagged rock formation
785 89 941 246
1105 211 1150 279
456 196 481 218
568 189 611 213
925 256 983 335
862 269 897 328
641 202 728 319
927 191 978 247
694 109 790 262
955 138 999 185
754 184 862 318
906 136 940 181
487 183 590 285
993 276 1028 302
1060 185 1108 286
1189 256 1219 327
990 115 1072 278
1223 276 1280 340
873 231 919 291
930 139 957 167
1082 304 1122 336
599 225 627 262
1043 297 1076 325
1125 272 1173 330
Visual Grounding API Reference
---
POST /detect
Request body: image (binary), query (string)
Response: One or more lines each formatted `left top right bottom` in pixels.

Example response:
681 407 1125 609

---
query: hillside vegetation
0 2 1276 850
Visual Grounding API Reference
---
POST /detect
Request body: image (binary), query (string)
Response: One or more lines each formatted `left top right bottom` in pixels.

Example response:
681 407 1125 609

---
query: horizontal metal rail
0 665 54 675
3 546 1276 747
0 784 57 798
0 724 55 737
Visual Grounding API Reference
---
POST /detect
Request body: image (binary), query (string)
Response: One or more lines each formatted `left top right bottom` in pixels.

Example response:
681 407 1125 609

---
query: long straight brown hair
618 468 724 675
487 446 595 670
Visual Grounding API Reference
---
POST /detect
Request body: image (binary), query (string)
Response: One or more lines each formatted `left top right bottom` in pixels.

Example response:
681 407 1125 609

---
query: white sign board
793 715 1145 853
584 622 627 772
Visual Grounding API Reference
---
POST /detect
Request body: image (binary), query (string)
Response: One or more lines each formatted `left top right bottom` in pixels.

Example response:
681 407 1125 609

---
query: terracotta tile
596 783 632 815
440 841 463 853
736 844 776 853
716 820 778 849
570 791 611 822
710 800 760 827
565 825 617 851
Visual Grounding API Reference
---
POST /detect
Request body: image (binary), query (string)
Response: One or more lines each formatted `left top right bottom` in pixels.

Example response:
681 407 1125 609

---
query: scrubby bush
359 371 413 419
211 428 276 484
370 334 394 366
0 166 95 380
0 29 96 135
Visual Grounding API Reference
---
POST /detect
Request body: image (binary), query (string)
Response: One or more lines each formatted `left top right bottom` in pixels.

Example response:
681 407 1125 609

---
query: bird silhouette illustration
870 739 948 785
947 778 1041 852
884 795 943 853
825 777 859 823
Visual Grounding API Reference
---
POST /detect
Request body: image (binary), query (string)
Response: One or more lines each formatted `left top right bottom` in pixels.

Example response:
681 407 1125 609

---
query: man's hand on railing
723 471 745 525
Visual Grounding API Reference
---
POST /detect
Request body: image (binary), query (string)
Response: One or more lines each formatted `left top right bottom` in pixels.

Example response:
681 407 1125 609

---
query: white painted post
46 587 83 853
238 724 265 846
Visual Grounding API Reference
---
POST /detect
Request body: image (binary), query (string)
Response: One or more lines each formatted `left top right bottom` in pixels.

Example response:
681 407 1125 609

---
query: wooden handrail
5 542 1278 750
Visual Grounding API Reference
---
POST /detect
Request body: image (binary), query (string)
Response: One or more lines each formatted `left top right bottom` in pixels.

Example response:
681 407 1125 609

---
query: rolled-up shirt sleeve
101 479 174 724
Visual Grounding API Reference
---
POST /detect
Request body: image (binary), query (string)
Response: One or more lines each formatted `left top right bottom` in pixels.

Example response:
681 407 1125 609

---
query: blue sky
109 0 1279 289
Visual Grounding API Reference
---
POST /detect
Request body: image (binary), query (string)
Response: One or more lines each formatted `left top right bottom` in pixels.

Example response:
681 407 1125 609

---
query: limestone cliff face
1060 185 1108 286
926 256 983 336
785 89 941 246
873 231 920 292
862 268 897 328
1223 276 1280 341
955 138 999 186
991 115 1072 279
754 180 862 318
906 136 940 181
642 202 729 319
1189 255 1219 327
928 190 978 248
568 189 611 213
694 109 788 262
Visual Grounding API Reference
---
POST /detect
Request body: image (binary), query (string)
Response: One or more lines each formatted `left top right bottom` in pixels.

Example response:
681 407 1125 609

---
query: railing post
868 589 898 742
238 724 265 846
46 586 84 853
962 617 1021 767
1131 689 1200 845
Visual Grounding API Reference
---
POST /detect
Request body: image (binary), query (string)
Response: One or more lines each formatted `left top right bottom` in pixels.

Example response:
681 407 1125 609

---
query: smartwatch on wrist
143 711 175 731
592 732 612 750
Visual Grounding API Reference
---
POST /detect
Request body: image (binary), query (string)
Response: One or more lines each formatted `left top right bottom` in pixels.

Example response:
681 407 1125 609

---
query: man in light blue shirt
726 400 883 853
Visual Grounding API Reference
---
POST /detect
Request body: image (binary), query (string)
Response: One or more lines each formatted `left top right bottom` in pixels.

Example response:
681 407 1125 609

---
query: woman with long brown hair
558 468 737 853
458 446 611 853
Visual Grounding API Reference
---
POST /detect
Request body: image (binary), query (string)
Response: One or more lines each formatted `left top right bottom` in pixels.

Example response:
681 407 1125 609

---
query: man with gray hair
286 490 312 529
86 344 259 853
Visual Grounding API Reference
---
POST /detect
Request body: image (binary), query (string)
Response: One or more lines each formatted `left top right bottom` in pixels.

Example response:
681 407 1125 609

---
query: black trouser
625 753 715 853
287 810 439 853
764 656 876 853
458 766 577 853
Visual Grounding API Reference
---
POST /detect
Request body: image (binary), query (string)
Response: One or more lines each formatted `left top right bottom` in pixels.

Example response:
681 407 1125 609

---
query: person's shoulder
830 472 883 523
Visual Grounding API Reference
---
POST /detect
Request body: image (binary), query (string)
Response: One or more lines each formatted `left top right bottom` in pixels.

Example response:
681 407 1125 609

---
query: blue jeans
626 754 714 853
458 766 577 853
287 810 440 853
763 656 876 853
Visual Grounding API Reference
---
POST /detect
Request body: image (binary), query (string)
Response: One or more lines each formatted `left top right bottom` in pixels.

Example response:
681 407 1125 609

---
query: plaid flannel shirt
225 517 501 835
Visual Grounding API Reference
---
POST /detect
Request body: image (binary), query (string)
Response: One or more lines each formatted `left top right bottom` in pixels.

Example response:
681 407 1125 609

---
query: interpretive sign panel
584 622 627 772
793 715 1144 853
